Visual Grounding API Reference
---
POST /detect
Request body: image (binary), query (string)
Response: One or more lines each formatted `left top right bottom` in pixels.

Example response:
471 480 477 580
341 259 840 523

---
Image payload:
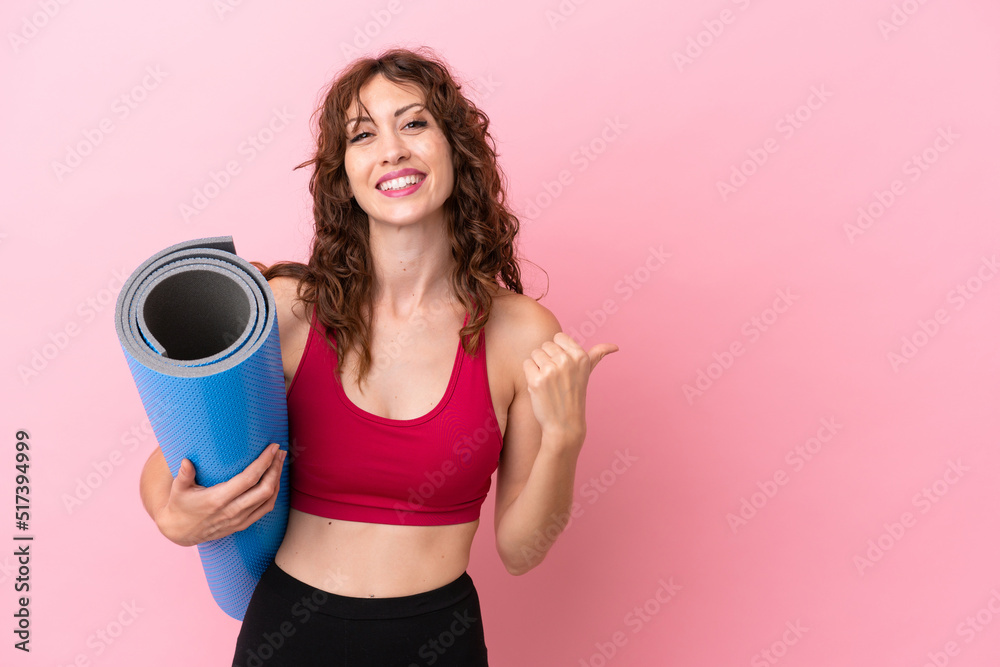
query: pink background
3 1 1000 665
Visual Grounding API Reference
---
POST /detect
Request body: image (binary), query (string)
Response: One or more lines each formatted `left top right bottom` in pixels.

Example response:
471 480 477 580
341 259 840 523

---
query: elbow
505 562 532 577
499 547 545 577
503 559 529 576
496 520 556 575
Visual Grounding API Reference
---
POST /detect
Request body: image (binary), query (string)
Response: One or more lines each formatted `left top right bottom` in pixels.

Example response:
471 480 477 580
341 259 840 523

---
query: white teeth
377 174 423 191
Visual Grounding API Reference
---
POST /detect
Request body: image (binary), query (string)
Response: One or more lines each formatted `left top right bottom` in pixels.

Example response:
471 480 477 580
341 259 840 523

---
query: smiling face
343 74 454 229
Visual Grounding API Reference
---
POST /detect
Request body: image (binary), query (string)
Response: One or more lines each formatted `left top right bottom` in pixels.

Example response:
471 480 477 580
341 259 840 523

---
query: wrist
541 426 585 453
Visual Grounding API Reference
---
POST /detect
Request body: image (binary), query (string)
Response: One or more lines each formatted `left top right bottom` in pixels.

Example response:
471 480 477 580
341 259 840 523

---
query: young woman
139 46 617 666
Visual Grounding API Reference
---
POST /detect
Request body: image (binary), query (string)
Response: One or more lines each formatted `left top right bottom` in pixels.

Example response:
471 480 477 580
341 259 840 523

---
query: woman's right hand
151 443 287 547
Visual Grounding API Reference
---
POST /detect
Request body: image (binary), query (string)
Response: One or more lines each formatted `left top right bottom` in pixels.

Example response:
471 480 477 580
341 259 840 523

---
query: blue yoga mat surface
114 236 289 621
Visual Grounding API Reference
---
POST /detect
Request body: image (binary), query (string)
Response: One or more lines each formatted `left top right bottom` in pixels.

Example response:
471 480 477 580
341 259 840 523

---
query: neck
368 210 459 321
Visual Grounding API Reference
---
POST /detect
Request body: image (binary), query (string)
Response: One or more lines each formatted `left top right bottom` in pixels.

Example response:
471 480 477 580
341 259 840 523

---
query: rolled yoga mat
114 236 289 621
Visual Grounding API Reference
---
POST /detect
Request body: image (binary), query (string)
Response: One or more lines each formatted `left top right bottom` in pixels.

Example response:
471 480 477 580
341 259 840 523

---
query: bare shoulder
269 276 310 327
488 287 562 384
268 276 311 383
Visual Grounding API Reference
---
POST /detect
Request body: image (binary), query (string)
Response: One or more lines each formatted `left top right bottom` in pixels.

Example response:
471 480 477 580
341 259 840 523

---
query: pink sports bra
287 308 504 526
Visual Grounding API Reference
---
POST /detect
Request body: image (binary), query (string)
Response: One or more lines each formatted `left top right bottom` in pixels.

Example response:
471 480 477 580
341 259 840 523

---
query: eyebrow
347 103 425 131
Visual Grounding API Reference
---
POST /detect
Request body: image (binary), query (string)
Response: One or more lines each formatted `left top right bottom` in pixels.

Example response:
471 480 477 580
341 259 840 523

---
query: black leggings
232 560 490 666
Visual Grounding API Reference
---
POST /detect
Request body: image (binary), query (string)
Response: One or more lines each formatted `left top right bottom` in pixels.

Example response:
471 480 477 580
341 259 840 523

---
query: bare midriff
273 509 480 598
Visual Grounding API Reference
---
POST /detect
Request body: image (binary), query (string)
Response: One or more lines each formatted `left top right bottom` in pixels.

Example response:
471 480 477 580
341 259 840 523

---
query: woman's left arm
493 300 618 576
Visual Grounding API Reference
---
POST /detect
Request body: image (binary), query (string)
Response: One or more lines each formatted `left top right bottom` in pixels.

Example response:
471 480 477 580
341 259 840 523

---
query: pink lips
376 168 426 197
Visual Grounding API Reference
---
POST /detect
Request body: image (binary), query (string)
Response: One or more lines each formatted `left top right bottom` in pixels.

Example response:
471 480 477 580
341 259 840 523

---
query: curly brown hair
257 46 529 390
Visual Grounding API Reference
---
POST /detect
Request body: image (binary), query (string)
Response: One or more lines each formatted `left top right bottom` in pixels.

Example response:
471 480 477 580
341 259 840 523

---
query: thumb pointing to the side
588 343 620 371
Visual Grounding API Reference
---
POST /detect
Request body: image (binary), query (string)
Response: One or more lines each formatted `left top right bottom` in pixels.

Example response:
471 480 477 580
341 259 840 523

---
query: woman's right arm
138 275 304 547
138 443 286 547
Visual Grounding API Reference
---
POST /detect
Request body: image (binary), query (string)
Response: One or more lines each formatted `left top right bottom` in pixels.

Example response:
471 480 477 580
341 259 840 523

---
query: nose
379 130 410 165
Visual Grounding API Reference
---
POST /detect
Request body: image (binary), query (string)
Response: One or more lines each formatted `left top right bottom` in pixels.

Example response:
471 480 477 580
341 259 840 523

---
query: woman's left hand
523 332 619 451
